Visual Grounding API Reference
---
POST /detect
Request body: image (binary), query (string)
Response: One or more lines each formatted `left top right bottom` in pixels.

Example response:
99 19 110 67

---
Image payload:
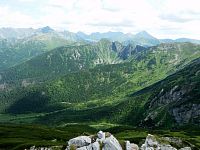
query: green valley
0 27 200 150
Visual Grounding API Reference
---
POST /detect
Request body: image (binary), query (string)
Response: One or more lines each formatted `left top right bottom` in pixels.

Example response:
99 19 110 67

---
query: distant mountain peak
135 31 154 38
40 26 54 33
137 30 149 34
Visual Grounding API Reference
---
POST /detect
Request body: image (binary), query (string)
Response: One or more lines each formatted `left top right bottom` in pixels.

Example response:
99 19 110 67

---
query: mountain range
1 26 200 44
1 26 200 71
0 27 199 127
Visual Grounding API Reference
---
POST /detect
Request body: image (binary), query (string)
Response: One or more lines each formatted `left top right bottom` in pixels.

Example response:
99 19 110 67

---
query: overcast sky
0 0 200 39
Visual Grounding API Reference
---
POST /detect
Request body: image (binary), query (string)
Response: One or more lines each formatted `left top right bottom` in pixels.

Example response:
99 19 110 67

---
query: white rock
140 134 159 150
65 146 70 150
160 144 177 150
77 141 100 150
145 134 158 147
97 130 105 139
89 142 100 150
96 131 106 142
179 147 191 150
141 134 179 150
30 146 36 150
102 135 122 150
76 146 87 150
68 136 91 148
141 144 146 150
126 141 139 150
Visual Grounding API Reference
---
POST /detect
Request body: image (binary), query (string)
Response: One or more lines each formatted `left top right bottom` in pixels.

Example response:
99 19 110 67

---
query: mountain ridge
1 27 200 44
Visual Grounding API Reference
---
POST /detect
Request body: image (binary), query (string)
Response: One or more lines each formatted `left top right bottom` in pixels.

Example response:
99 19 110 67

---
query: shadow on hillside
5 92 62 114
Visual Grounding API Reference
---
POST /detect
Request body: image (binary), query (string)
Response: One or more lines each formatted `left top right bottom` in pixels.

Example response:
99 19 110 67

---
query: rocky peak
39 26 54 33
135 31 155 39
118 44 135 60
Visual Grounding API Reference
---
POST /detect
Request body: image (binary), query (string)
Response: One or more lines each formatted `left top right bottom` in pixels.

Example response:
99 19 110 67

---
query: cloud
159 14 194 23
0 6 37 27
18 0 35 2
158 0 200 23
87 20 135 27
0 0 200 39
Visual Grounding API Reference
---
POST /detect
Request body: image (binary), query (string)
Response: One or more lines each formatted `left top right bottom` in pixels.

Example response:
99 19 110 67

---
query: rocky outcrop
97 130 105 142
66 131 124 150
68 136 91 148
76 142 100 150
161 137 187 148
102 135 122 150
125 141 139 150
145 81 200 126
66 132 193 150
118 44 135 60
148 85 190 109
27 132 192 150
171 103 200 125
141 134 177 150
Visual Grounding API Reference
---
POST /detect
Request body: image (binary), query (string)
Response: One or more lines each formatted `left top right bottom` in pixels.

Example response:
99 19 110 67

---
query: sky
0 0 200 39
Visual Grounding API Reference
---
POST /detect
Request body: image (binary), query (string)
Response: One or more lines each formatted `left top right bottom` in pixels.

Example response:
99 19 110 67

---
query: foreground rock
141 134 177 150
68 136 91 148
66 131 123 150
179 147 191 150
102 135 122 150
26 131 192 150
126 141 139 150
66 132 193 150
76 141 100 150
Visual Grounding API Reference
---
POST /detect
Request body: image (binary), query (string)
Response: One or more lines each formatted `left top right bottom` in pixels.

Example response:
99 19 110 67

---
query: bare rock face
146 83 200 126
68 136 91 148
148 85 189 109
171 104 200 125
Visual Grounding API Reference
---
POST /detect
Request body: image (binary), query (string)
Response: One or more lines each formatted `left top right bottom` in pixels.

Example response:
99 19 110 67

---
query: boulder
161 137 183 148
141 134 178 150
102 135 122 150
141 134 159 150
179 147 191 150
145 134 158 147
68 136 91 148
76 141 100 150
96 130 106 142
126 141 139 150
97 130 105 140
160 144 177 150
